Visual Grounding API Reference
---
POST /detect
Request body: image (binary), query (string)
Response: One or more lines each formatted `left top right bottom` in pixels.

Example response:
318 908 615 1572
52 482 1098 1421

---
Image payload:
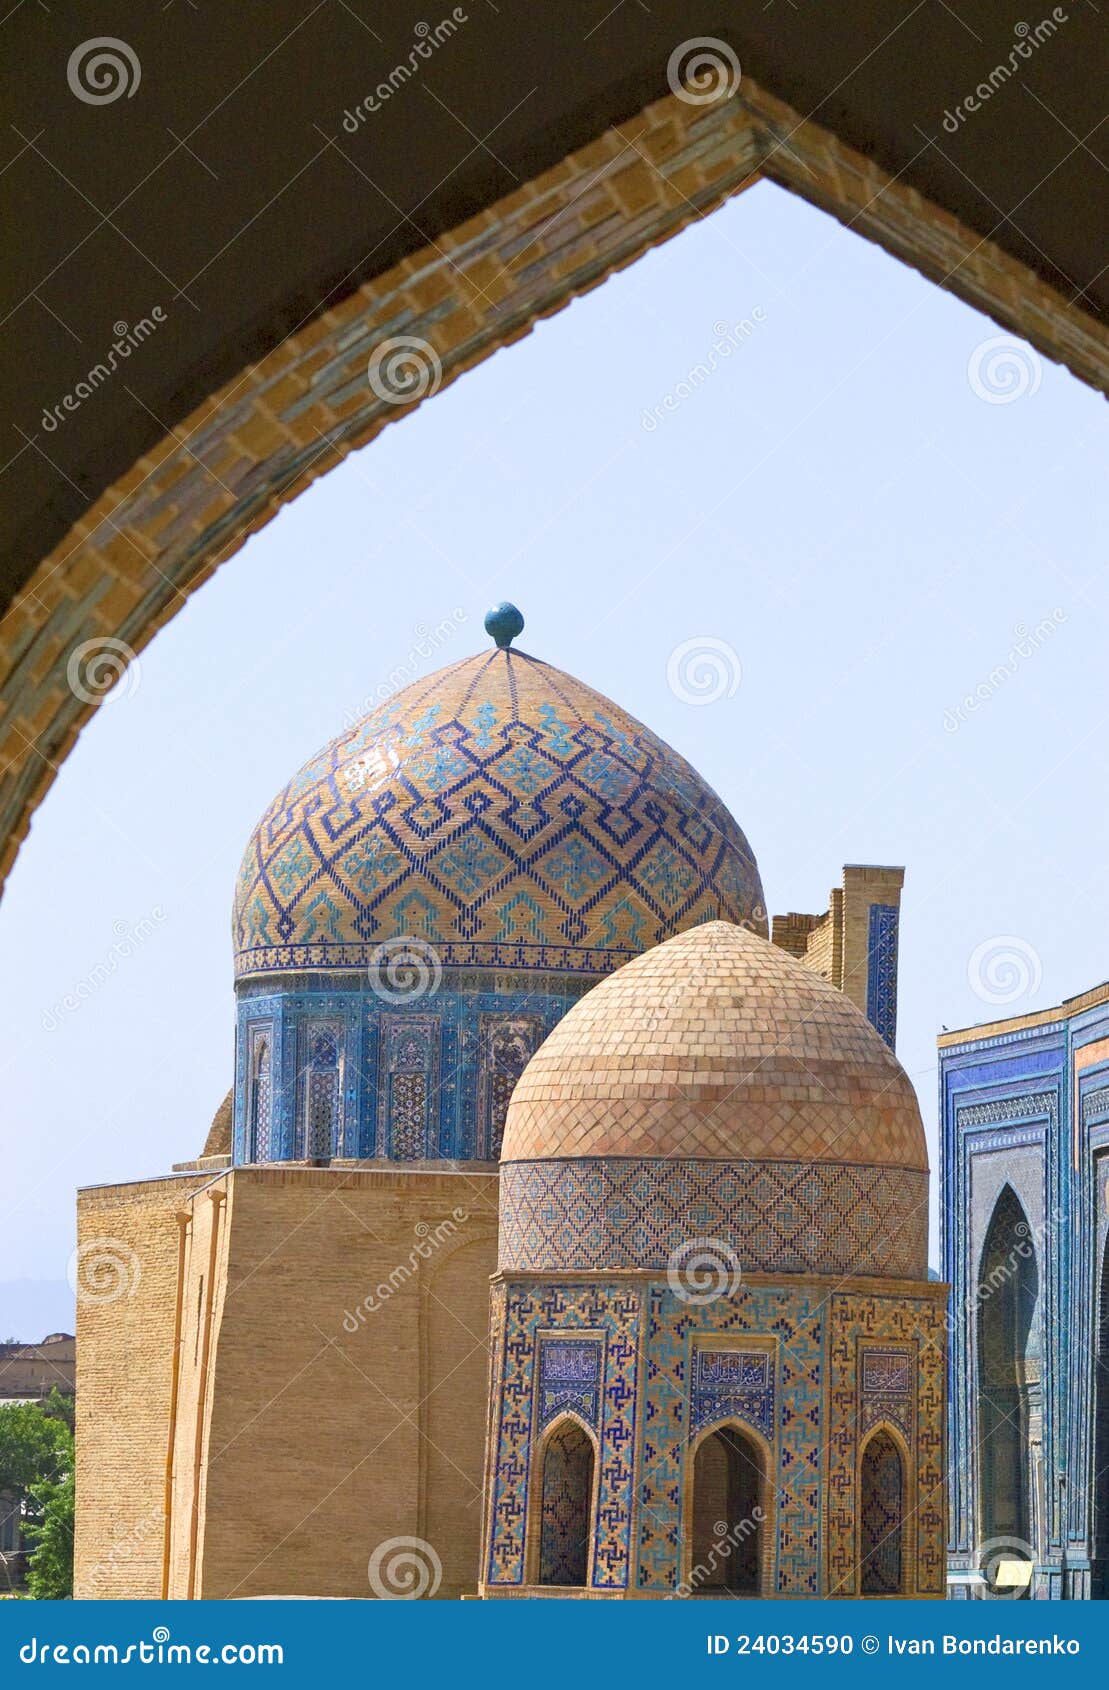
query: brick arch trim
2 78 1105 896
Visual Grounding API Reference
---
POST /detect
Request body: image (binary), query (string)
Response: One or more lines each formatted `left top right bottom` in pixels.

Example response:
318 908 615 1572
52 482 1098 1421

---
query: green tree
25 1467 74 1599
0 1400 73 1598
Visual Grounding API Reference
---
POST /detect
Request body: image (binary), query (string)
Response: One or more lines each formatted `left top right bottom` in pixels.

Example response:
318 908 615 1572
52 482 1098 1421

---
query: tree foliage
0 1396 74 1598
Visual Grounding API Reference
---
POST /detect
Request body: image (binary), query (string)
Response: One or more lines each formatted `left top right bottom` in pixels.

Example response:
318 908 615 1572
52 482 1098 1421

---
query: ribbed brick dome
501 920 927 1171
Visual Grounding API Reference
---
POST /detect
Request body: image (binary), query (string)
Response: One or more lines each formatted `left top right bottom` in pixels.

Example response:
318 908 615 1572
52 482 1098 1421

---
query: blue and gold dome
233 629 764 980
230 609 764 1167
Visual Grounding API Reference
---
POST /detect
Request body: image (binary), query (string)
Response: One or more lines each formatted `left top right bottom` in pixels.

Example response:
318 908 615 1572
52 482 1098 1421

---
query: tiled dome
233 647 764 981
502 920 927 1171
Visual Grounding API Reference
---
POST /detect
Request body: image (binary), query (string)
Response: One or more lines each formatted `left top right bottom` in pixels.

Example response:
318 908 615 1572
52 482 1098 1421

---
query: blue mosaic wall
484 1276 945 1597
232 969 594 1163
941 995 1109 1599
866 903 900 1050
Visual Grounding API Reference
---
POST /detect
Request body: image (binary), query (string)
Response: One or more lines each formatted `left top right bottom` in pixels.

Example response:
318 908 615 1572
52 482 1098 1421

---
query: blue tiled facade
941 988 1109 1598
232 969 594 1163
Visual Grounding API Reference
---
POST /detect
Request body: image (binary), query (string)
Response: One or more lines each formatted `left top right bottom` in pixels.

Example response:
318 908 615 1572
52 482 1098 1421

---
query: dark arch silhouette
688 1424 765 1594
977 1183 1040 1594
536 1418 595 1587
860 1428 905 1594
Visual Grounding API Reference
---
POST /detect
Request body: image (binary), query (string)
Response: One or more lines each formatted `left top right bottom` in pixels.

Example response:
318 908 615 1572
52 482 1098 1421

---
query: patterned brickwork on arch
3 76 1105 899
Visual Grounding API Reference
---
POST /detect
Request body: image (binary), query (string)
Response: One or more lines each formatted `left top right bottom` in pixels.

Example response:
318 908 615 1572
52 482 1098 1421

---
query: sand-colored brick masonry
76 1165 499 1599
73 1172 210 1598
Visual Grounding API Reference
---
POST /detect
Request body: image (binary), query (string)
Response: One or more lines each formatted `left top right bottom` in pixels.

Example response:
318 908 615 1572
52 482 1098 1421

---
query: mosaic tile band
498 1157 930 1280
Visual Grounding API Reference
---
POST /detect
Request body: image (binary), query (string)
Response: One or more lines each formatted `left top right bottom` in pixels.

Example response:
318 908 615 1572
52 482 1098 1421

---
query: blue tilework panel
499 1158 929 1280
233 970 590 1162
827 1294 945 1596
637 1284 824 1595
690 1348 775 1439
486 1284 640 1590
866 903 900 1050
537 1338 604 1431
232 648 765 979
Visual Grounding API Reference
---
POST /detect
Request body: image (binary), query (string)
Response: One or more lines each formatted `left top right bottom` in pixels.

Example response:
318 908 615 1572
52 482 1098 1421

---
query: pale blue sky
2 180 1105 1337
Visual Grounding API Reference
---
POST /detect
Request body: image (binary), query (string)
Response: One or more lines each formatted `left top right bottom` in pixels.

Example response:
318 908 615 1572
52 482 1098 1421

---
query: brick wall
74 1172 208 1598
164 1165 498 1599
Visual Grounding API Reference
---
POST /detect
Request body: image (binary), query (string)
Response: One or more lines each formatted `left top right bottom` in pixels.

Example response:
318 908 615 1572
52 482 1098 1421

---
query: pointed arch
529 1413 598 1588
976 1182 1040 1587
248 1036 272 1162
682 1419 772 1596
859 1425 906 1595
302 1024 342 1159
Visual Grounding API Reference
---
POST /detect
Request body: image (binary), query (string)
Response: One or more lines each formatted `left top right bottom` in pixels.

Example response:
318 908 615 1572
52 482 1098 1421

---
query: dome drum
498 1156 929 1280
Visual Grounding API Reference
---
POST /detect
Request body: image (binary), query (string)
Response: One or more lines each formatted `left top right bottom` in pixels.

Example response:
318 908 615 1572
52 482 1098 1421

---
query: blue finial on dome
484 601 525 649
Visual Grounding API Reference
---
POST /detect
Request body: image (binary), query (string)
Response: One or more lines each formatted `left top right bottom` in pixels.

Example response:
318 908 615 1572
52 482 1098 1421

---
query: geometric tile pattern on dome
498 1157 929 1279
233 649 764 979
501 921 928 1171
